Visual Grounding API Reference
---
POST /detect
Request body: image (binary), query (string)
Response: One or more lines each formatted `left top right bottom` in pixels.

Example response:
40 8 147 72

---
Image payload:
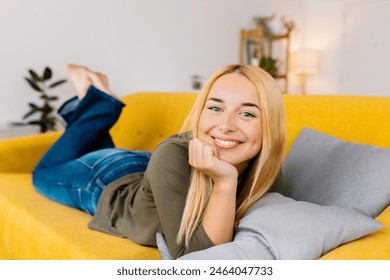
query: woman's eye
241 111 256 118
207 106 222 112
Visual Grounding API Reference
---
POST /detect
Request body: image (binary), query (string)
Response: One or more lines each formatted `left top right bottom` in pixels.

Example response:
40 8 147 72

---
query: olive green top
88 134 214 258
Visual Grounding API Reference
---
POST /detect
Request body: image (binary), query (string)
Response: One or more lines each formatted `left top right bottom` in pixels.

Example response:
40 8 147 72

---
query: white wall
339 0 390 96
2 0 389 124
0 0 264 124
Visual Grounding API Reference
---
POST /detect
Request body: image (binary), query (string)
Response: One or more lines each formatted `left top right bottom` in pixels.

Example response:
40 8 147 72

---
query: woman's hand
188 138 238 186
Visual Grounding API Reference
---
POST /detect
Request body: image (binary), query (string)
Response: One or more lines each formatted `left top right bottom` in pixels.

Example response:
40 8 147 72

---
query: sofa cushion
0 173 160 259
275 127 390 218
157 193 382 260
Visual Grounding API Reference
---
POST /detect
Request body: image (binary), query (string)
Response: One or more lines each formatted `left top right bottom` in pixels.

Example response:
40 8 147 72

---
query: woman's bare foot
67 64 118 100
67 64 92 99
88 71 119 99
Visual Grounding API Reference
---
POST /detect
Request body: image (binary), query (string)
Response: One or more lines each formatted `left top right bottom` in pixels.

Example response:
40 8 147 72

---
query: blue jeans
33 86 151 215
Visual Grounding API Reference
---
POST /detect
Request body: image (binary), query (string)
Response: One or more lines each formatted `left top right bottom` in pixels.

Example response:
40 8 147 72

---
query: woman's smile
212 136 242 149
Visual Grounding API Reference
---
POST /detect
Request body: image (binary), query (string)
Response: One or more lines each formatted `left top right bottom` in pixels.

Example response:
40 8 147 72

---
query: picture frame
239 27 264 67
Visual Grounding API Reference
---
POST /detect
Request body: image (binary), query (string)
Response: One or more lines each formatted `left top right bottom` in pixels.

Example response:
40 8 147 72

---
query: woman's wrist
212 178 238 194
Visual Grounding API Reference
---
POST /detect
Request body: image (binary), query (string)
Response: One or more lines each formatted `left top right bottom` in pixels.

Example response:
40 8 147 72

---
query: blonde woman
33 64 285 259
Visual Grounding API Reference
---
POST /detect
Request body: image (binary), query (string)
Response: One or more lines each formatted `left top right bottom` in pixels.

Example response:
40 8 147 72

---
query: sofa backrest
283 94 390 153
112 92 197 151
112 92 390 154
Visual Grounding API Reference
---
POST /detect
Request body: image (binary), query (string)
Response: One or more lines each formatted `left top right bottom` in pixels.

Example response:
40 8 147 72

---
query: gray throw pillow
157 193 383 260
275 127 390 218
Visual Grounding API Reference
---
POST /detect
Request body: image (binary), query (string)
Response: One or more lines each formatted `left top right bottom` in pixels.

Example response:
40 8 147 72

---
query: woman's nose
218 113 237 133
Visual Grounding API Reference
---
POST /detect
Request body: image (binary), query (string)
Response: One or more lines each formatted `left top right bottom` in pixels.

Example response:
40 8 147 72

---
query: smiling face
198 73 262 175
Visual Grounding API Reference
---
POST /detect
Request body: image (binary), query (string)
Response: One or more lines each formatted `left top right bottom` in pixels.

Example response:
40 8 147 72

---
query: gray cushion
275 127 390 218
158 193 383 260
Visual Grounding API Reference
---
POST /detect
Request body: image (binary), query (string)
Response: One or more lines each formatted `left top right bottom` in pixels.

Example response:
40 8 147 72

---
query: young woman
32 64 286 259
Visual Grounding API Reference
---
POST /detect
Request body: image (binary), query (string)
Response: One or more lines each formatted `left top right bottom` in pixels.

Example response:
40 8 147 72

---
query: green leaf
9 122 26 126
25 77 42 92
49 79 67 88
43 67 52 80
23 108 39 119
47 96 59 101
259 56 278 78
28 103 40 110
27 120 41 125
28 69 42 82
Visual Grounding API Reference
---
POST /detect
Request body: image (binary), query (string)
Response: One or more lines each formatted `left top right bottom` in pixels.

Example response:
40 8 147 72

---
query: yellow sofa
0 92 389 260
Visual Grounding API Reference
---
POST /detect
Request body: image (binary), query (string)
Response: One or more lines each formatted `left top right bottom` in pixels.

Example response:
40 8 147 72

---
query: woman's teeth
214 138 240 147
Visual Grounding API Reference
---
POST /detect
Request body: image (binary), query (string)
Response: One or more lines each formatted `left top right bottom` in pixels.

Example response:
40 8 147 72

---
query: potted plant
259 56 278 78
19 66 67 132
191 74 202 90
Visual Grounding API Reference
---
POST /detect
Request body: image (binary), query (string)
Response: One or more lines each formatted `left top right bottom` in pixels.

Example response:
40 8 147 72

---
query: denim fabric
33 86 151 215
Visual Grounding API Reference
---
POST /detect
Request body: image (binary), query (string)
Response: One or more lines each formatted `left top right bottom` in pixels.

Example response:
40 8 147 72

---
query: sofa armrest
0 131 61 173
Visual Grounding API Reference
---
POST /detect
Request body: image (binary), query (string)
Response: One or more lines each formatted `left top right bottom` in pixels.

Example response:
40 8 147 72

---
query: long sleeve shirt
88 134 214 258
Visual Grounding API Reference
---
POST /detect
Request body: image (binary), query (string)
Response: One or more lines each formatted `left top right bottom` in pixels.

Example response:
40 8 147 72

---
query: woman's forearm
202 181 237 245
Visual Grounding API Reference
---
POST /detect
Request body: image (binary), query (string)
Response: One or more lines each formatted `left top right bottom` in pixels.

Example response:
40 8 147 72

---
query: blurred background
1 0 389 126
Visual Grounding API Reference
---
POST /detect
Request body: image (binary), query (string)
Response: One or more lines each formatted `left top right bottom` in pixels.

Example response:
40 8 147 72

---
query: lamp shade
290 49 320 75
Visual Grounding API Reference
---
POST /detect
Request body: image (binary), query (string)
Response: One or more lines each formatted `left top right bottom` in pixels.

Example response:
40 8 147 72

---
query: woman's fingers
188 139 225 178
189 139 217 169
202 144 218 164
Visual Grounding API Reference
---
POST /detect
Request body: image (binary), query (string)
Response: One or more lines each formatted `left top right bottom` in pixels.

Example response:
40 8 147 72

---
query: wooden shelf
240 26 292 93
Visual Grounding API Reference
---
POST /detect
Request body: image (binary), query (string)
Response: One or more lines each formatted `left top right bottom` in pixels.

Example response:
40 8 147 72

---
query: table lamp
290 49 320 94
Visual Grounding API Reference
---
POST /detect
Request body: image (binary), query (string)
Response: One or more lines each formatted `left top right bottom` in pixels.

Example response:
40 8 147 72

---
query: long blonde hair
177 64 286 247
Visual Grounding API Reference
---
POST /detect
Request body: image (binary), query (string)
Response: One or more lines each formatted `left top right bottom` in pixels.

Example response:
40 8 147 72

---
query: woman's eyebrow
207 97 260 110
242 102 260 110
207 97 223 103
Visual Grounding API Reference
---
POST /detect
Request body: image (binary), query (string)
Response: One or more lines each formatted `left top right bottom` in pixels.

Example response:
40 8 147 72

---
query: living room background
0 0 389 125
